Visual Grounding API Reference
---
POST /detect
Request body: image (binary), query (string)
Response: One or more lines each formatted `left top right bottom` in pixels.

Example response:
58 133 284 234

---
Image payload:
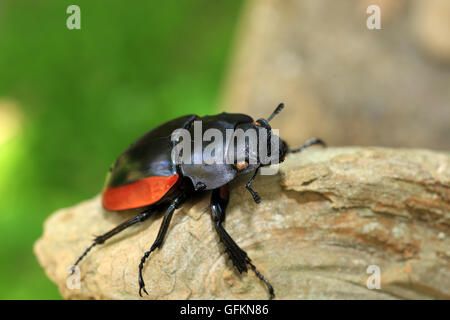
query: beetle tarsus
138 276 149 297
248 261 275 299
138 244 157 297
248 189 261 204
289 137 326 154
72 242 97 269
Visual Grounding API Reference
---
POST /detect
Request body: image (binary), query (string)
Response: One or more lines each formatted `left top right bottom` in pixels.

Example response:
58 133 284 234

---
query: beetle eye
236 161 249 171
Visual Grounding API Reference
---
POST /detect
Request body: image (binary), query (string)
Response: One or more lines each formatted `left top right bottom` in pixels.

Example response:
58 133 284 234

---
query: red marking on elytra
102 174 179 211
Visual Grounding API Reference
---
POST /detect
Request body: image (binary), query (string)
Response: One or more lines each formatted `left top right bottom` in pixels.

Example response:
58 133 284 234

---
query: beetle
71 103 325 299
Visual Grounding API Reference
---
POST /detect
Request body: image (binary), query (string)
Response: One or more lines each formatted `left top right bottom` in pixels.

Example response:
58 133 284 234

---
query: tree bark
34 147 450 299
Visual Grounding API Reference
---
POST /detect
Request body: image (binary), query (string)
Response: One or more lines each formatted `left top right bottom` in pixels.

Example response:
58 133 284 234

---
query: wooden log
34 147 450 299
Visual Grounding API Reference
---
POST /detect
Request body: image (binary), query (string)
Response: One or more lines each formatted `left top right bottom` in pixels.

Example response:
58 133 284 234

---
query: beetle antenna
267 103 285 122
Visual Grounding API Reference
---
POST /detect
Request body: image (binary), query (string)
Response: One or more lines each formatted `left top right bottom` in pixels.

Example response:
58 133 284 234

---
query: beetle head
228 103 287 174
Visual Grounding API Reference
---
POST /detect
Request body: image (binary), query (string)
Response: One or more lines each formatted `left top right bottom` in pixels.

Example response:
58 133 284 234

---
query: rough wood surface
34 147 450 299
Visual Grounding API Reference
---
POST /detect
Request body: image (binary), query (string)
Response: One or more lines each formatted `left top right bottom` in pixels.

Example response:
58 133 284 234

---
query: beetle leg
211 186 247 272
211 186 275 299
245 167 261 203
289 137 326 153
138 193 186 297
71 209 154 271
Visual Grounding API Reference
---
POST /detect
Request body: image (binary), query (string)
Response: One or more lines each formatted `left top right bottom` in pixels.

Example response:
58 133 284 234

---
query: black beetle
72 103 325 299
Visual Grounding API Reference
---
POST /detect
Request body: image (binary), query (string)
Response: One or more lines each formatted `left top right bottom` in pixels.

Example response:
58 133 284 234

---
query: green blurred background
0 0 243 299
